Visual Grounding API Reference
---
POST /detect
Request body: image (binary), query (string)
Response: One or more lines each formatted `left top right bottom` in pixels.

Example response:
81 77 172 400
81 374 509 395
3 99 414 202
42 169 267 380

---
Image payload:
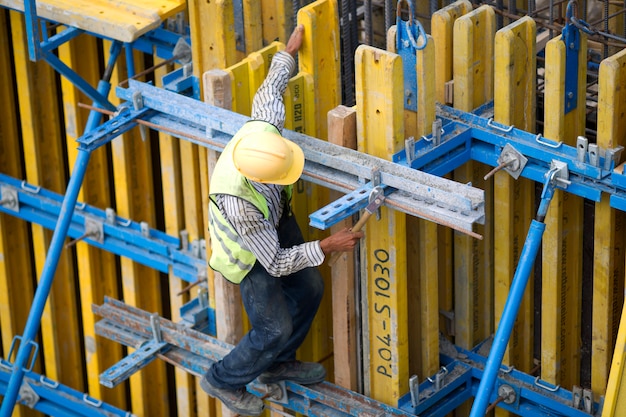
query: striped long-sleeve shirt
212 51 325 277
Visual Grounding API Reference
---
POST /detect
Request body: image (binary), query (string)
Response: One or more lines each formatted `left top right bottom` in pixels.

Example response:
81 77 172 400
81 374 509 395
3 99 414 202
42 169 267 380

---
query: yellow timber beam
493 16 536 372
431 0 473 104
355 44 409 404
493 17 537 417
452 3 495 348
603 301 626 416
11 9 83 391
107 43 170 417
541 31 587 389
0 11 38 417
593 47 626 400
292 0 340 374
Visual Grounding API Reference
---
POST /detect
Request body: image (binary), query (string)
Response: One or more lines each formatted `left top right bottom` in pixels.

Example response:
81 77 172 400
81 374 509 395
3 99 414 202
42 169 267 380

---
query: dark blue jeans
205 213 324 390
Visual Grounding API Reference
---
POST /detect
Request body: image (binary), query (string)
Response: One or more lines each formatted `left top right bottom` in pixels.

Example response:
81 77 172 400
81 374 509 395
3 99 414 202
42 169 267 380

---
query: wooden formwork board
355 45 409 404
594 47 626 401
106 43 171 417
0 0 185 42
0 12 39 417
10 9 84 392
493 16 537 373
541 32 587 389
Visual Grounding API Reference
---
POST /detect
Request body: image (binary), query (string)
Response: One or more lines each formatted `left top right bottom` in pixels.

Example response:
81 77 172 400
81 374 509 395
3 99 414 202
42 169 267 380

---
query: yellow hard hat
231 131 305 185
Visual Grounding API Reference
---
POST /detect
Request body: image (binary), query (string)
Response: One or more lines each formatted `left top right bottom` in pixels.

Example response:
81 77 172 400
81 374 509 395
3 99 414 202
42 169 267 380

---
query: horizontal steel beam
115 80 486 237
0 174 206 283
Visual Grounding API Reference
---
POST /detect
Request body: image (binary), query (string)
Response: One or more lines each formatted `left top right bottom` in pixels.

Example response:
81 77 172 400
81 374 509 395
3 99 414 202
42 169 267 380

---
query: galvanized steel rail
93 297 414 417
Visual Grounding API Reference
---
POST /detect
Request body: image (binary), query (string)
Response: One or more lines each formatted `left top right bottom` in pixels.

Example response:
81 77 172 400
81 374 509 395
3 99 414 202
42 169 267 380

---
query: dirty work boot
200 376 264 416
258 360 326 385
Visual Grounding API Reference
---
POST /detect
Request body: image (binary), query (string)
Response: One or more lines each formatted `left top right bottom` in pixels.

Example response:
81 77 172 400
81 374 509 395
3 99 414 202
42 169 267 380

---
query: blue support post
0 149 92 417
469 177 557 417
0 51 120 414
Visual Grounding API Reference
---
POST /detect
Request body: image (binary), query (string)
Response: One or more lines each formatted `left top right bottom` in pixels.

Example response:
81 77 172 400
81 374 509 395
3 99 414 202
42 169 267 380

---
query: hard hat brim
277 138 305 185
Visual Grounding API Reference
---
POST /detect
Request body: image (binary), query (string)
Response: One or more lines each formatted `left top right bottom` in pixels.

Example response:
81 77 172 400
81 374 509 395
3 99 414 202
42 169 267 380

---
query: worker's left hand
319 228 364 255
285 24 304 58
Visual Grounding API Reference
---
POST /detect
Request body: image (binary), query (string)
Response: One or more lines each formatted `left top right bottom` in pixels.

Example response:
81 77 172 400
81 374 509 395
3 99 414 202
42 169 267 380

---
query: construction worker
200 24 364 416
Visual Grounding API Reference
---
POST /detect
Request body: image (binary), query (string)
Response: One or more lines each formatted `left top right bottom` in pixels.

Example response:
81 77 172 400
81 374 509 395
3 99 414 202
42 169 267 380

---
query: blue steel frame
0 0 617 415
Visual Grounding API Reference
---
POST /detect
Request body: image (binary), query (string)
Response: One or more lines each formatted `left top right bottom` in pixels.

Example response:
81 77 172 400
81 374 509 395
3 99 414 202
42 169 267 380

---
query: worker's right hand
319 228 364 255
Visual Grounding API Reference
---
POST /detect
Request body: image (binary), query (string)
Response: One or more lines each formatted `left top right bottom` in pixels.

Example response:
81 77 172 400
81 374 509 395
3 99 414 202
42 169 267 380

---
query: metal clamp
548 160 571 189
83 393 103 407
0 185 19 212
409 375 419 407
497 384 517 405
18 382 40 408
534 376 560 392
427 366 448 391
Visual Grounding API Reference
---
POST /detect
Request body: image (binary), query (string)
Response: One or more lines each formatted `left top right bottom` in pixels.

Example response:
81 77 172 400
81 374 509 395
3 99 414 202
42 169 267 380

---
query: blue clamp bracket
309 183 387 230
396 0 427 112
562 1 581 114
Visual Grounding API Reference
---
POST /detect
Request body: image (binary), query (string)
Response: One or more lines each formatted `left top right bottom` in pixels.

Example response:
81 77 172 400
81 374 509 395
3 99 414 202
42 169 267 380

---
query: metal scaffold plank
106 42 170 417
355 44 409 404
0 11 38 417
452 3 495 349
593 48 626 399
57 32 127 408
493 16 536 383
11 9 84 390
541 30 587 389
431 0 473 104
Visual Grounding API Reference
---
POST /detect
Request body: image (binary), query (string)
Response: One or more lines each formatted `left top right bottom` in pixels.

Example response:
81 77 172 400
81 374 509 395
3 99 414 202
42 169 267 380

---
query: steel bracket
18 382 39 408
0 185 19 212
562 3 581 114
396 0 427 112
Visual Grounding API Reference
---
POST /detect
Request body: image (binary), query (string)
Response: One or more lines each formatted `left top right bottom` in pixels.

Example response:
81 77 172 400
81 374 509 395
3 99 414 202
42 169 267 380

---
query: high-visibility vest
208 121 293 283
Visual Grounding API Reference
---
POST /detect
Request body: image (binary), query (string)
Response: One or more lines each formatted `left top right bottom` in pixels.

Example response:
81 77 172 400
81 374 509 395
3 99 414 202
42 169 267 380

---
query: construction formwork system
1 1 626 417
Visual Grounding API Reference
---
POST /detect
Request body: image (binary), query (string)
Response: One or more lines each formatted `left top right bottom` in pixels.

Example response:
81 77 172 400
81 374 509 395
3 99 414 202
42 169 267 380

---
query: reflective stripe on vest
208 121 293 283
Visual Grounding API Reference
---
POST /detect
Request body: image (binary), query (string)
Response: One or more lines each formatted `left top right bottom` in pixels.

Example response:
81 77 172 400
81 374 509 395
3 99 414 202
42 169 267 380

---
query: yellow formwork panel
603 301 626 416
541 33 587 389
355 45 409 404
188 0 236 82
431 0 473 104
106 43 170 417
226 42 284 116
292 0 339 372
452 4 495 349
493 16 536 376
261 0 293 46
0 12 38 417
387 28 440 378
297 0 341 140
57 33 127 408
157 56 202 416
493 18 536 417
244 0 264 54
0 0 185 42
593 48 626 398
10 10 84 390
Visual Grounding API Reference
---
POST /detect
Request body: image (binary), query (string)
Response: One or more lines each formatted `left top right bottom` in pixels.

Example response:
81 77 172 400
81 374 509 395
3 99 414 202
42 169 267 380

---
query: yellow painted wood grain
541 33 587 389
355 44 409 404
